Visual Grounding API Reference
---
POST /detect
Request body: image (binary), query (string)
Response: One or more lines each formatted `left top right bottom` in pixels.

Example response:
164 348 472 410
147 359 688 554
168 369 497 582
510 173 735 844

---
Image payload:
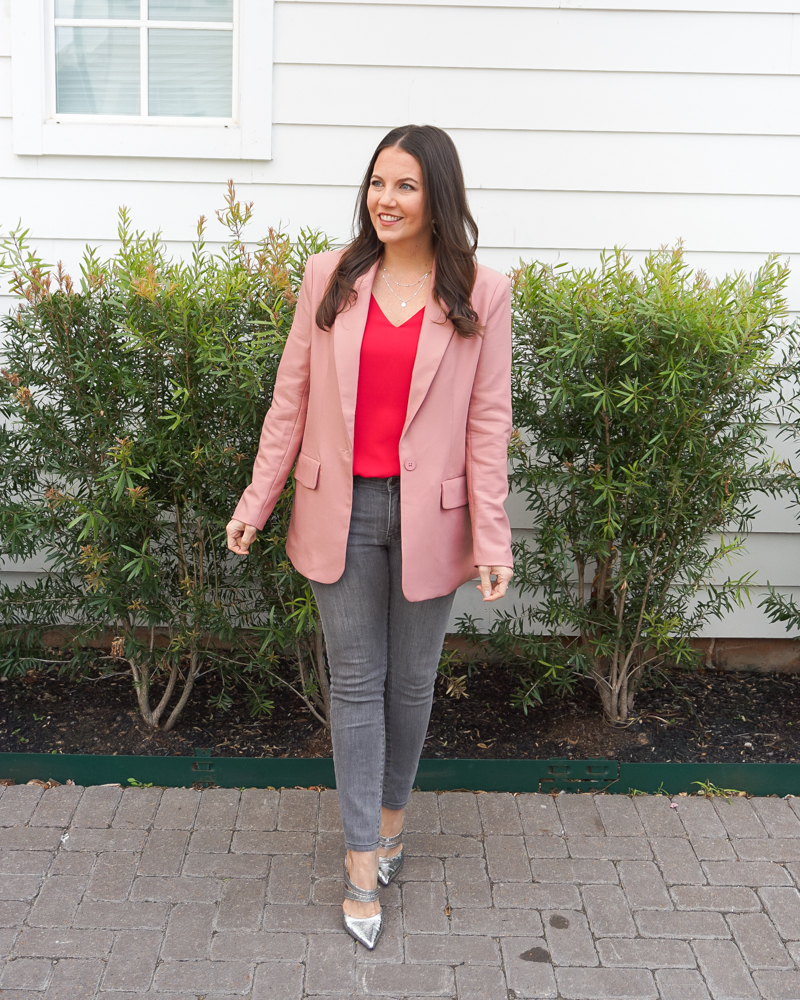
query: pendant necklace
381 266 430 308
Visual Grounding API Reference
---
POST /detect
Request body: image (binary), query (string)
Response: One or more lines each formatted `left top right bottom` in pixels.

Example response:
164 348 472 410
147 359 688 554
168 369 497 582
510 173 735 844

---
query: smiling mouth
378 214 402 223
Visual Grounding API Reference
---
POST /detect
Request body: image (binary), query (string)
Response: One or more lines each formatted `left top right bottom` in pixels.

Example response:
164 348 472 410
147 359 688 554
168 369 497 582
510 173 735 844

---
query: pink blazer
232 249 513 602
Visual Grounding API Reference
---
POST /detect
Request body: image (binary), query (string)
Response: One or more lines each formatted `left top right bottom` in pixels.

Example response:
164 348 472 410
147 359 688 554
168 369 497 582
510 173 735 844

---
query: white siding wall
2 0 799 636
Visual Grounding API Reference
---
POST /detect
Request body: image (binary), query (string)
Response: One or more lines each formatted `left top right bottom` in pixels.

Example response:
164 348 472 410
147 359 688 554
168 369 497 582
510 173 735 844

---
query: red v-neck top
353 296 424 478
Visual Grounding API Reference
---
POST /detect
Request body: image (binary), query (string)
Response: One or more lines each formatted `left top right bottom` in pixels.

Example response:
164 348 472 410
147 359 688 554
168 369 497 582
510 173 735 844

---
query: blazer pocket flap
441 475 468 509
295 453 320 490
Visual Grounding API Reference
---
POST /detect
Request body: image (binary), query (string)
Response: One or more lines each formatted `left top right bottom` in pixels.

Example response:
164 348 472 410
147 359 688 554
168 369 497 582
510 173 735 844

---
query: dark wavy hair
316 125 481 338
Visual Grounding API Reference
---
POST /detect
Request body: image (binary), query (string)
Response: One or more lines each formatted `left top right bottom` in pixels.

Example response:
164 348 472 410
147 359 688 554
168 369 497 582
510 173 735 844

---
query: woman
226 124 513 949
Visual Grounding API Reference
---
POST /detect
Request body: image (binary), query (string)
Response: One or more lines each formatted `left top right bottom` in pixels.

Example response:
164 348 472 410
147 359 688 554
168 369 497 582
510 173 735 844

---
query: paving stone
277 789 318 832
636 909 729 939
404 833 482 857
444 856 492 908
237 788 280 831
154 787 200 829
49 851 93 876
399 856 444 881
71 785 122 829
358 962 454 997
754 971 800 1000
61 829 145 853
650 837 705 883
360 903 404 964
0 926 18 958
0 957 52 990
518 793 564 837
478 792 523 835
582 885 636 937
0 786 43 827
217 878 265 930
759 886 800 939
713 798 767 839
85 852 136 900
0 874 42 901
195 788 241 829
0 851 53 874
733 839 800 862
493 882 582 909
439 791 482 836
101 928 161 990
403 792 440 834
251 960 305 999
211 930 306 961
597 937 695 968
0 829 61 851
703 860 792 885
139 829 188 876
595 795 647 837
634 796 685 838
154 959 254 993
567 836 651 860
618 861 671 909
0 899 29 927
29 787 83 829
162 900 215 959
485 834 531 882
72 899 167 929
671 885 761 912
16 927 113 958
693 939 759 999
555 967 657 999
111 786 162 829
655 969 712 1000
525 835 568 858
728 912 793 969
305 933 355 993
691 838 736 861
402 880 448 934
312 832 346 879
543 909 597 966
786 941 800 964
450 906 544 936
28 875 86 927
260 903 342 933
266 855 312 905
751 798 800 838
500 937 559 999
405 932 500 965
43 957 103 1000
557 794 605 837
130 874 222 902
183 852 269 878
454 964 508 1000
529 858 617 884
189 828 232 853
676 796 729 839
233 831 315 856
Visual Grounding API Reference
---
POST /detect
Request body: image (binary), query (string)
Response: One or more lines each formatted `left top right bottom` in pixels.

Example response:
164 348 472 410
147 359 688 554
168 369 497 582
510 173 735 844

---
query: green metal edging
2 752 799 796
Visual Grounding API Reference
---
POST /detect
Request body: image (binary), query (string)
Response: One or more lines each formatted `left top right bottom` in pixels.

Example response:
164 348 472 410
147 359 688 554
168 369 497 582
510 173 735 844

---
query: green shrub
0 184 331 730
458 246 799 723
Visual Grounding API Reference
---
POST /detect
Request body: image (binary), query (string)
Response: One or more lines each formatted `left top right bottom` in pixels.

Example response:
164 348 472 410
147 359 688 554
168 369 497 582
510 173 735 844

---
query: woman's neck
381 240 434 280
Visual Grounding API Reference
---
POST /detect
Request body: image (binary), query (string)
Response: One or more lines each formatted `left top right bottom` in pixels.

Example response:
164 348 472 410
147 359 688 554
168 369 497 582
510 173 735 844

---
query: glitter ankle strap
378 830 403 851
343 862 380 903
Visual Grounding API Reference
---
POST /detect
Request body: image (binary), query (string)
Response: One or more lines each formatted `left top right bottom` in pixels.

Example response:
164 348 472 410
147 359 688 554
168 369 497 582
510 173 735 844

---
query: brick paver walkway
1 783 800 998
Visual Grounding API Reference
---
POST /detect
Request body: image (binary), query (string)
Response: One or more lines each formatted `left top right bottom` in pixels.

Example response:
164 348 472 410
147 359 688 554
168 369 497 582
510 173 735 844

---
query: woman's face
367 146 431 249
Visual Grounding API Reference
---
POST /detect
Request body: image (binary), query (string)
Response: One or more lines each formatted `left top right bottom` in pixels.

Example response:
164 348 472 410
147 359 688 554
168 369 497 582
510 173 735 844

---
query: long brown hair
316 125 481 338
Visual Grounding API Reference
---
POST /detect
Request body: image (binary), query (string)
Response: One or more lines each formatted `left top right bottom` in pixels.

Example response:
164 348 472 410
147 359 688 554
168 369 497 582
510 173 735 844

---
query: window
11 0 272 159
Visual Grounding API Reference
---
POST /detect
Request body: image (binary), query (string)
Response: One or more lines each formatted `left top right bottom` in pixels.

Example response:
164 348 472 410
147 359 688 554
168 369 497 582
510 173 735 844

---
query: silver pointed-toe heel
377 829 404 887
343 859 382 950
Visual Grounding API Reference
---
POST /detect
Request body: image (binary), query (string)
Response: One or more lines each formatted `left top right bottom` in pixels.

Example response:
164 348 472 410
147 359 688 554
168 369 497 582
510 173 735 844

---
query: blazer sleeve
466 274 514 568
231 255 315 530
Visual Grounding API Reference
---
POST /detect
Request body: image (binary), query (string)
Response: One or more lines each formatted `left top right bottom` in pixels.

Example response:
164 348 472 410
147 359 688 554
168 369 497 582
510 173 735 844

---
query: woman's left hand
477 566 513 602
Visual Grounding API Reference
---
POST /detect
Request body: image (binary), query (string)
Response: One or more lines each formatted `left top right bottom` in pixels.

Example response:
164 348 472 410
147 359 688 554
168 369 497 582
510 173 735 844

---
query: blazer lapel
402 283 456 436
333 261 379 447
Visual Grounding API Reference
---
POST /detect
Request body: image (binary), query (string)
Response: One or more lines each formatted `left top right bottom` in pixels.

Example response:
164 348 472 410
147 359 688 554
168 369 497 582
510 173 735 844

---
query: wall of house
2 0 799 636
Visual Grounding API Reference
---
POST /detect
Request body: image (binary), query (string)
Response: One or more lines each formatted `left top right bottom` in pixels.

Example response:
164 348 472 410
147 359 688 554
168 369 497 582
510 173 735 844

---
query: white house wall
1 0 799 637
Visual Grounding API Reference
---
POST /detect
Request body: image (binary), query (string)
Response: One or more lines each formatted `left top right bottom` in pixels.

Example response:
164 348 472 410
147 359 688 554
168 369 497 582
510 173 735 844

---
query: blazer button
404 459 416 471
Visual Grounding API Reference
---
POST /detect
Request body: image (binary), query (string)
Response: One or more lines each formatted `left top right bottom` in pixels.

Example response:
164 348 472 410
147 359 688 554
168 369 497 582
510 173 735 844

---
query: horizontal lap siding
1 1 799 636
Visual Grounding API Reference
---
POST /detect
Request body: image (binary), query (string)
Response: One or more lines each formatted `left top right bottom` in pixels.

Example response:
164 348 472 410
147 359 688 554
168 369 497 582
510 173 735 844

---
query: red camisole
352 296 424 478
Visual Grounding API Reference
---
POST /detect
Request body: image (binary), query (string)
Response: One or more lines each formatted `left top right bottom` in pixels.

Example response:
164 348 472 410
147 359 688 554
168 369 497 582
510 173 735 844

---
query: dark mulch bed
1 659 799 764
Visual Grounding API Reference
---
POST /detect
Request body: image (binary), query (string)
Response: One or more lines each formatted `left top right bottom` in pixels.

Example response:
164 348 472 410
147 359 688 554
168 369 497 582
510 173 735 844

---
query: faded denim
310 475 456 852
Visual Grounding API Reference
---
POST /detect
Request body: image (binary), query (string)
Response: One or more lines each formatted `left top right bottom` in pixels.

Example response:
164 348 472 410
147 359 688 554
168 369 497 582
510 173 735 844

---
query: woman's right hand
226 518 257 555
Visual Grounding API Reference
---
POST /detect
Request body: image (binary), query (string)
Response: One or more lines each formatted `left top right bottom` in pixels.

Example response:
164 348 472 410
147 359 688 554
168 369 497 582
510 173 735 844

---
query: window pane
55 0 140 18
55 27 140 114
149 0 233 21
149 29 232 117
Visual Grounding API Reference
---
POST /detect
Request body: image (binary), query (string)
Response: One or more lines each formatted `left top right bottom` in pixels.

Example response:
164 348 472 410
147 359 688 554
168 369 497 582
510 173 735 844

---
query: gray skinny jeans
309 475 456 852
